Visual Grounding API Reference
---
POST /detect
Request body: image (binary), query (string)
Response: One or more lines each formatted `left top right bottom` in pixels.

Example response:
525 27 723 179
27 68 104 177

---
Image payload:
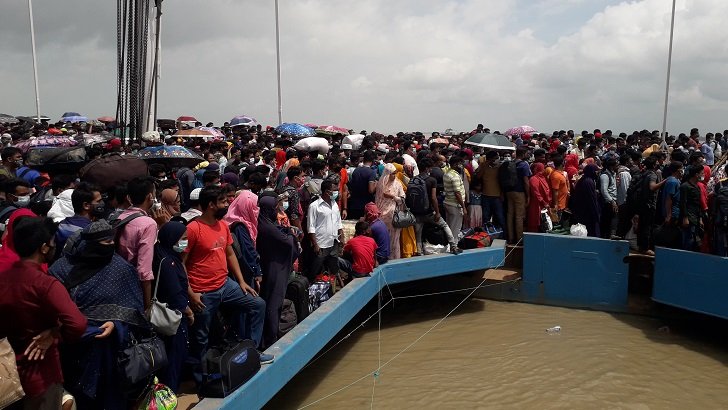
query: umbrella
62 112 81 118
315 125 349 135
505 125 537 137
229 115 258 127
98 116 116 123
173 128 219 140
137 145 204 167
342 134 365 150
303 123 319 129
0 114 18 124
276 123 316 138
177 116 197 122
81 133 112 146
62 115 89 123
464 133 515 150
14 136 78 153
430 137 450 145
196 127 225 139
19 115 50 122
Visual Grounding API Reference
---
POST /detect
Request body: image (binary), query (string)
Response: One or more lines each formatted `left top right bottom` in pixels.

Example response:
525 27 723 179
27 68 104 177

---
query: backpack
286 273 310 322
199 339 261 398
715 186 728 230
278 299 298 338
406 175 430 215
0 206 18 234
625 171 648 210
498 159 520 191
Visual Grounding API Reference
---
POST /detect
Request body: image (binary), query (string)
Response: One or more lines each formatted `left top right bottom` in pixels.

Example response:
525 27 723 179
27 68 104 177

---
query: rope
297 239 522 409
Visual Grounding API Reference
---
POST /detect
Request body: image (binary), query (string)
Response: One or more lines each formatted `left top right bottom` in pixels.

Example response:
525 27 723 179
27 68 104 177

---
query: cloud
1 0 727 134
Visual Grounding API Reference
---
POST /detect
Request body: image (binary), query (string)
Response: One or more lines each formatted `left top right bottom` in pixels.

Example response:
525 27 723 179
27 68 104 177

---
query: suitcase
286 273 310 322
200 339 261 398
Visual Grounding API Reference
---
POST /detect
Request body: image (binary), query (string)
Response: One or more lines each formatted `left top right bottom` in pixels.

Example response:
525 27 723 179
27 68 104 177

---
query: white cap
190 188 202 201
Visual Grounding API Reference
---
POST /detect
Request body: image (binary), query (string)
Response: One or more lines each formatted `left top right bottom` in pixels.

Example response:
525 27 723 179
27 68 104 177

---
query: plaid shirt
443 168 465 207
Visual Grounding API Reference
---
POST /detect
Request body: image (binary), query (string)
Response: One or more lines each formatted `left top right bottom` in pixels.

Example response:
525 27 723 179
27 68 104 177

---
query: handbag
539 208 553 232
118 334 168 385
145 258 183 336
393 204 416 228
0 338 24 408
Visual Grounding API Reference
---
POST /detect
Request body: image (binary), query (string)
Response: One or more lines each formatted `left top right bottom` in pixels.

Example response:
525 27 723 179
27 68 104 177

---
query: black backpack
406 175 430 215
200 339 261 398
498 159 520 191
625 170 649 210
278 298 298 338
715 185 728 230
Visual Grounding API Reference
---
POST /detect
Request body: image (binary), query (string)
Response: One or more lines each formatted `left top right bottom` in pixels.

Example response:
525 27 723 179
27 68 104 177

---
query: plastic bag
137 377 177 410
570 223 588 237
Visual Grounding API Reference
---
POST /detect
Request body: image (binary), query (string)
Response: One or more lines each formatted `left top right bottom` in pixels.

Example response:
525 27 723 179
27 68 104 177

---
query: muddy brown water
266 296 728 409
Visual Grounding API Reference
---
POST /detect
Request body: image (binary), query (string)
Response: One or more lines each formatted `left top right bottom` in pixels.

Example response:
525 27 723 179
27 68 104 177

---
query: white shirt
307 197 343 249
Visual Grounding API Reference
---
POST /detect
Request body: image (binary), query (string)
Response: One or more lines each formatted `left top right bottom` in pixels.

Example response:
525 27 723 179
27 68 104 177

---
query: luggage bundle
458 228 492 250
200 340 261 398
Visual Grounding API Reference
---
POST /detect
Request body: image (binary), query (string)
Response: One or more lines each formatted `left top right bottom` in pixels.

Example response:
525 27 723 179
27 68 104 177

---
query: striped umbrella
505 125 537 137
229 115 258 127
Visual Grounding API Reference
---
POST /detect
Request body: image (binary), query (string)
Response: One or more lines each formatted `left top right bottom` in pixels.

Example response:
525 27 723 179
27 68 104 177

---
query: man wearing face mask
184 186 270 376
307 180 344 282
0 146 23 179
54 182 104 260
115 177 160 310
282 167 305 230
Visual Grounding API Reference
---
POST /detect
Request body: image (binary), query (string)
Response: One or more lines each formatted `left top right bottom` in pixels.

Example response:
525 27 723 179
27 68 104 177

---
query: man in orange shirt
549 156 570 223
183 186 271 383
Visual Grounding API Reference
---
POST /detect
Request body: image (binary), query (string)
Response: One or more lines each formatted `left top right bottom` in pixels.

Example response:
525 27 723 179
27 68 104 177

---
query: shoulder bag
393 202 416 228
145 257 183 336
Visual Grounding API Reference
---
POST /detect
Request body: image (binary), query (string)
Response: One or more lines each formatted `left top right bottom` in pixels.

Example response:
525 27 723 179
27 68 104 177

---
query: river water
267 295 728 409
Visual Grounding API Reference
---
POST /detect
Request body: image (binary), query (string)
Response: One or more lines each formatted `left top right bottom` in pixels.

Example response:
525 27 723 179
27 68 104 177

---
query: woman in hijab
564 154 580 187
376 163 405 259
223 190 262 287
570 164 602 237
526 163 553 232
256 195 299 349
154 188 181 226
392 162 416 258
50 221 147 409
153 221 193 393
0 208 36 271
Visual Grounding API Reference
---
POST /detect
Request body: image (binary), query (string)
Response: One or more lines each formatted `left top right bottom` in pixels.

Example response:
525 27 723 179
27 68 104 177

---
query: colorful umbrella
464 133 515 150
62 116 89 123
98 116 116 123
137 145 204 167
173 128 219 141
505 125 537 137
0 114 18 124
303 123 319 129
14 136 78 153
276 123 316 138
229 115 258 127
315 125 349 135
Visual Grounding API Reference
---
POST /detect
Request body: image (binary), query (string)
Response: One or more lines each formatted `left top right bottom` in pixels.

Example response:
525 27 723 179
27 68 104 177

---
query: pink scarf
223 190 259 246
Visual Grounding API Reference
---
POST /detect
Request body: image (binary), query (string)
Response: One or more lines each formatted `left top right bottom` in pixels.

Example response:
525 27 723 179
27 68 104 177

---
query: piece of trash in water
546 326 561 334
657 326 670 333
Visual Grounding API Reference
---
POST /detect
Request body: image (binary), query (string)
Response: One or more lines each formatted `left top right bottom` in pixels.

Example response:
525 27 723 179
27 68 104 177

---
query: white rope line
297 239 522 409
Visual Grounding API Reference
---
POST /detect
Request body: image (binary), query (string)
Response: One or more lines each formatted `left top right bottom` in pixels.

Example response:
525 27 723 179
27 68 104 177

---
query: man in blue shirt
662 161 683 225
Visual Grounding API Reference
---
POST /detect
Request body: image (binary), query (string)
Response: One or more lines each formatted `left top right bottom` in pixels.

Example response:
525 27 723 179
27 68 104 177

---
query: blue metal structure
195 245 505 410
653 247 728 320
520 234 630 310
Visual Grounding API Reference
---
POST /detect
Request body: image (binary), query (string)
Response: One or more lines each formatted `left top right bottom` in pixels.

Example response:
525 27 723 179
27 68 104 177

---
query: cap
81 220 115 242
190 188 202 201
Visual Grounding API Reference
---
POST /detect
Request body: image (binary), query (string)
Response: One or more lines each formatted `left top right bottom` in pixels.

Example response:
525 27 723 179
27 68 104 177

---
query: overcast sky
1 0 726 135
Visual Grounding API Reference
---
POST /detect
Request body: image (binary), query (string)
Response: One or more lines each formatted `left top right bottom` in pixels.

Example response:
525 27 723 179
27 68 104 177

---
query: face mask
151 198 161 211
173 239 188 253
14 160 23 168
91 200 106 218
282 201 289 211
331 191 339 201
158 177 168 181
214 206 229 220
14 195 30 208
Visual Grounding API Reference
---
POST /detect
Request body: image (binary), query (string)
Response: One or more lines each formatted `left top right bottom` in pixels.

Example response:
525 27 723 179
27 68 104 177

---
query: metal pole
275 0 283 125
661 0 677 140
28 0 41 123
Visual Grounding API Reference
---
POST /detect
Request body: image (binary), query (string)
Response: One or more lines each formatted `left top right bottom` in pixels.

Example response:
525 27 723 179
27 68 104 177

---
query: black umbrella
137 145 204 168
464 133 515 151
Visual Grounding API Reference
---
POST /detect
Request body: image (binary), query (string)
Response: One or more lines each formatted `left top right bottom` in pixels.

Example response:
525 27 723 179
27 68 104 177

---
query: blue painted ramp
195 245 505 410
522 233 629 309
653 247 728 319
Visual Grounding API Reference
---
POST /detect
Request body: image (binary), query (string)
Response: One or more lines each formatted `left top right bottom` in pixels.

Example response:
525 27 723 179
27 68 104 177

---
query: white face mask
282 201 289 211
14 195 31 208
173 239 188 253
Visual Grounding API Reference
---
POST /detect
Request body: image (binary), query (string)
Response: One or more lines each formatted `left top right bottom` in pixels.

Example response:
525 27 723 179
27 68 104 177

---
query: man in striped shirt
443 156 467 238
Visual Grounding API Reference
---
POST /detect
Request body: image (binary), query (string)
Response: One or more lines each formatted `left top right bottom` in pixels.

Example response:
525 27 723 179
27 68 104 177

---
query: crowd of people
1 117 727 409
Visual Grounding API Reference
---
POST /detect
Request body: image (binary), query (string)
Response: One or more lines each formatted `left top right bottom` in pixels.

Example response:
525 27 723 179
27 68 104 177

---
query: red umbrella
97 116 116 123
177 116 197 122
